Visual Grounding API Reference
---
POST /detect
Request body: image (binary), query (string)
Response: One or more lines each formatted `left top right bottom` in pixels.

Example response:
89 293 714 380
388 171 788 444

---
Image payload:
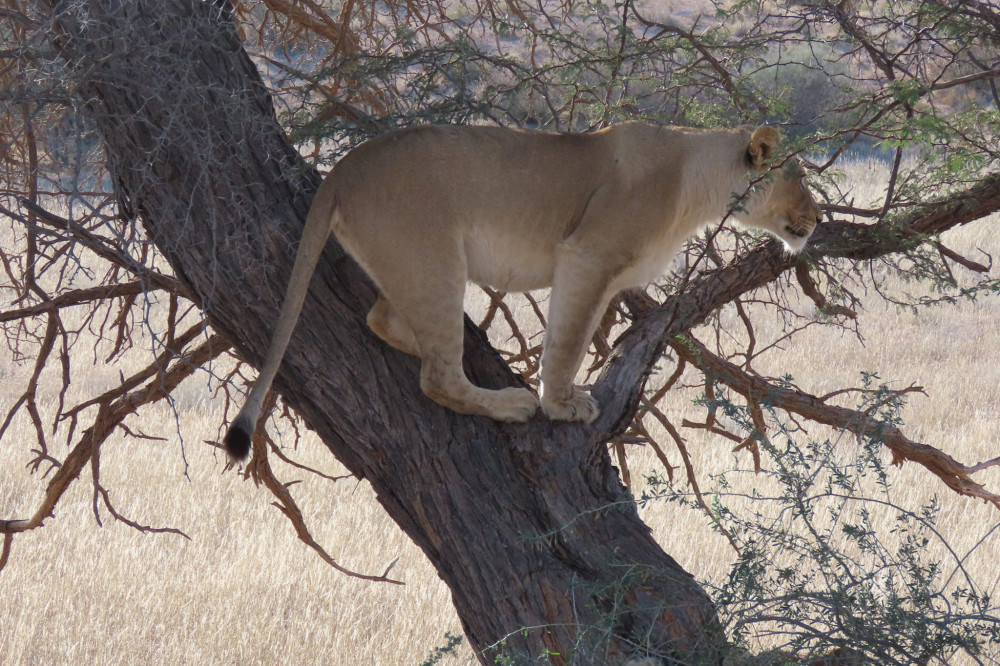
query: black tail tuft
223 422 252 460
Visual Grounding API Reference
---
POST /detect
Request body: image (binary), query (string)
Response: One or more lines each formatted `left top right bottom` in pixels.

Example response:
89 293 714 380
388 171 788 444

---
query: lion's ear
747 126 781 170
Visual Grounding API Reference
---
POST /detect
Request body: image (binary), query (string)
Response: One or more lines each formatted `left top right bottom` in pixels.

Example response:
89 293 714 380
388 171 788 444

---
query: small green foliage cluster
420 631 465 666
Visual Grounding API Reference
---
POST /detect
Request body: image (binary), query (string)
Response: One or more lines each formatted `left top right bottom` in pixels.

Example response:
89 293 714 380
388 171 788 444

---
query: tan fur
226 123 821 454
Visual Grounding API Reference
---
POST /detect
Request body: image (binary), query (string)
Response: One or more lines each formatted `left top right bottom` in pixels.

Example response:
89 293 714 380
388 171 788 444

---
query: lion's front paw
489 387 539 423
541 388 600 424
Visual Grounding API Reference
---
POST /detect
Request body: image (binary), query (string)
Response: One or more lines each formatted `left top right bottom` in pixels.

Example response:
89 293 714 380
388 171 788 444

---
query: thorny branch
12 199 189 299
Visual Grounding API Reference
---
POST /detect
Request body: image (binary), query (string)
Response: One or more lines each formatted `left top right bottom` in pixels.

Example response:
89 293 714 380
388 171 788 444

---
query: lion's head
739 127 823 253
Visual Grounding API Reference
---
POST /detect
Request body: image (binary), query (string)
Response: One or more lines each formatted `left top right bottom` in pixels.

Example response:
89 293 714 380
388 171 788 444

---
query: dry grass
2 158 999 665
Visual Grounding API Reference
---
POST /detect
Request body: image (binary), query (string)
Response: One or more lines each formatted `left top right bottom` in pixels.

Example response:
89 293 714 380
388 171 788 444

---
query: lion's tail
223 408 256 460
223 182 340 460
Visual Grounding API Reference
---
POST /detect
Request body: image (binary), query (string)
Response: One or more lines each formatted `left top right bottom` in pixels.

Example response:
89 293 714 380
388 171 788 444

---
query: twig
0 533 12 574
1 312 59 473
266 439 354 483
478 287 538 377
246 402 404 585
794 261 857 319
645 402 741 554
12 199 189 298
90 444 190 539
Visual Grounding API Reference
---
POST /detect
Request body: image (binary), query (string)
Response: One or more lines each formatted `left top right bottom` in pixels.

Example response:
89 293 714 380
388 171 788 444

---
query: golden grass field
1 158 999 665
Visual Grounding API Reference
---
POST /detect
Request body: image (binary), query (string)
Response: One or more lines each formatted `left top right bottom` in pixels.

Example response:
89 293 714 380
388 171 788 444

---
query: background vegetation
2 0 1000 663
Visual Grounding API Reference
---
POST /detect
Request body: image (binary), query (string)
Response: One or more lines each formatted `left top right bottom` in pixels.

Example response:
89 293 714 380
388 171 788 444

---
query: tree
1 1 998 664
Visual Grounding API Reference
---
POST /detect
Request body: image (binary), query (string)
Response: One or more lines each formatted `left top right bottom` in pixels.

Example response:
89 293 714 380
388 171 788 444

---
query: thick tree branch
670 336 1000 507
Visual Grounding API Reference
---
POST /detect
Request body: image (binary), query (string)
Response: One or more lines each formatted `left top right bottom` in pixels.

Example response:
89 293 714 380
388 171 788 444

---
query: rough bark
41 1 723 663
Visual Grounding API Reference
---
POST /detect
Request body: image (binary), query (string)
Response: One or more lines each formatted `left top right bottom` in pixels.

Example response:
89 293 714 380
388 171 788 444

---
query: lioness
224 123 821 459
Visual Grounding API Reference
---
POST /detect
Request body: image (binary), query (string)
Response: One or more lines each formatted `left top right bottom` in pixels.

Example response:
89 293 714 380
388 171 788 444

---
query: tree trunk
42 1 724 663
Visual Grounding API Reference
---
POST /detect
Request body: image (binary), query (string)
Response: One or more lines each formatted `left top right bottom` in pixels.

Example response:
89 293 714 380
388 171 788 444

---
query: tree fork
41 1 724 662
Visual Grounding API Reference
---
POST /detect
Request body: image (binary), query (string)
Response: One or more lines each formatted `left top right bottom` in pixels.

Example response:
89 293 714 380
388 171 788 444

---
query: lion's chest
608 230 689 293
463 224 558 292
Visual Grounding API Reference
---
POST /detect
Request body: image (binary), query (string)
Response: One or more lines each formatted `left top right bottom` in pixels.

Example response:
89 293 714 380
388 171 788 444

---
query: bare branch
794 262 857 319
61 322 206 422
0 532 12 575
930 239 991 273
0 281 150 322
1 333 229 535
266 438 354 484
10 199 189 299
671 336 1000 508
245 394 404 585
0 311 59 471
90 445 190 539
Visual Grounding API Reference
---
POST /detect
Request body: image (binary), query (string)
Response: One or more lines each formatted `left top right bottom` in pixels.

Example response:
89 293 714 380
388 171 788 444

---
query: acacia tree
1 1 999 664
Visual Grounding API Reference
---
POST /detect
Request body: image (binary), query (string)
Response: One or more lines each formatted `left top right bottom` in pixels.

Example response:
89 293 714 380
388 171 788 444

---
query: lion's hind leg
367 293 419 356
375 267 537 423
417 328 539 423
